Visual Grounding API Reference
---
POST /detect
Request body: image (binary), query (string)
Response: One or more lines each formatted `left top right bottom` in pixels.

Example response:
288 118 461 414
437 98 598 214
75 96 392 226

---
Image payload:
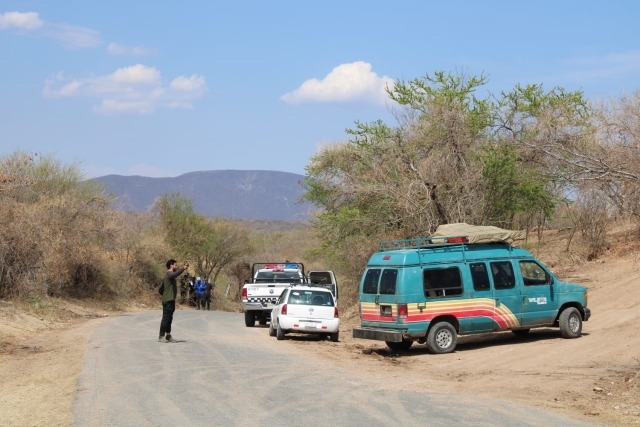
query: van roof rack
379 236 470 252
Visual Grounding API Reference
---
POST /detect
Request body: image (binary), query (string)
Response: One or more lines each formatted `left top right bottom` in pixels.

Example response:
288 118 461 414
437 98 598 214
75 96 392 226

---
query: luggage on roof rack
379 223 525 251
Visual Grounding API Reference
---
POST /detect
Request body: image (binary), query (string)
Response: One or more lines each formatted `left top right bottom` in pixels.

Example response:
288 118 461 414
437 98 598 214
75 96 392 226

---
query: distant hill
93 170 316 220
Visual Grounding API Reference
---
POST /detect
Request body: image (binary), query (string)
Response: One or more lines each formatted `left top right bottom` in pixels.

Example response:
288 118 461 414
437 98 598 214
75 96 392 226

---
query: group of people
158 259 213 343
179 273 213 310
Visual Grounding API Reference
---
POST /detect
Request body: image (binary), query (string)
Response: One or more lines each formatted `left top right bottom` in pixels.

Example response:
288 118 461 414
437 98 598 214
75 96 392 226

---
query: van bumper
584 307 591 321
353 327 404 342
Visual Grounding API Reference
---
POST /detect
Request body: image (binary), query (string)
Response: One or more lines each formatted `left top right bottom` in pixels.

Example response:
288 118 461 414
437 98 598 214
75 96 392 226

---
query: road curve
73 310 598 427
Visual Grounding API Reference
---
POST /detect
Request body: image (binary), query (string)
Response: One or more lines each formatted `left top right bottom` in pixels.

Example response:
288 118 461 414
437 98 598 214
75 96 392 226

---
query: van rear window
423 267 463 298
362 269 380 294
379 269 397 295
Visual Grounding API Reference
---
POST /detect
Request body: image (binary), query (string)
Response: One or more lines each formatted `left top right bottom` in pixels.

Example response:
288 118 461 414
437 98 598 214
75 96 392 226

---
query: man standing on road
159 259 188 343
204 278 212 311
194 277 206 310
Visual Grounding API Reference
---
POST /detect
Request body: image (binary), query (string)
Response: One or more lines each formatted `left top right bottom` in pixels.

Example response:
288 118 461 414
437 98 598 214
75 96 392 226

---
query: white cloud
0 11 43 30
564 50 640 82
45 22 101 48
0 10 102 48
281 61 394 105
44 64 207 115
107 42 158 56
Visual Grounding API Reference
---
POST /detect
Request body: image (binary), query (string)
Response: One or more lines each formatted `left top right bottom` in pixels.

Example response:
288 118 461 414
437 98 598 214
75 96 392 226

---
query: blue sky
1 0 639 178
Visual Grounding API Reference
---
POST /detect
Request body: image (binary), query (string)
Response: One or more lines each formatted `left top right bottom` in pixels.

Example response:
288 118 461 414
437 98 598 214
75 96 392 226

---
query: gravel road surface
73 310 599 427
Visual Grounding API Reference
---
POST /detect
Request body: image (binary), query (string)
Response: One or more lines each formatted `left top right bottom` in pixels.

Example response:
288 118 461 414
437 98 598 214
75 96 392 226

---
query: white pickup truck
241 262 337 327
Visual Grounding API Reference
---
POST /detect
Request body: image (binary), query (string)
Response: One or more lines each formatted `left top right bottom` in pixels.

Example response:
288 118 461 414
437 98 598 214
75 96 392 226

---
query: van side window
379 269 398 295
490 261 515 289
362 269 381 294
519 261 550 286
470 263 490 291
423 267 463 298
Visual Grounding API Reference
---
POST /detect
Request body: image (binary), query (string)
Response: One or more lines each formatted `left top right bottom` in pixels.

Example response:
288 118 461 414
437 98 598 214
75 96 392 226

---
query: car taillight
398 304 408 319
281 304 287 315
242 288 247 299
334 307 339 318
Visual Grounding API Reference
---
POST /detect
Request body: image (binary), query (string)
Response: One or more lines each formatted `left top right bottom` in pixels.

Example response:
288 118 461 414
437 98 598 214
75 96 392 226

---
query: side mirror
547 274 554 285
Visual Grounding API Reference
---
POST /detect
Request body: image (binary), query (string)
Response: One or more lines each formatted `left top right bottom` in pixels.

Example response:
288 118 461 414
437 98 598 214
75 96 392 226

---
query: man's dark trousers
159 300 176 336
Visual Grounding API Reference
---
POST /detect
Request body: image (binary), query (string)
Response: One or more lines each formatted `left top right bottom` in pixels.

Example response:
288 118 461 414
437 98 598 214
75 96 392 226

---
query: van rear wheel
385 340 413 351
426 322 457 354
559 307 582 338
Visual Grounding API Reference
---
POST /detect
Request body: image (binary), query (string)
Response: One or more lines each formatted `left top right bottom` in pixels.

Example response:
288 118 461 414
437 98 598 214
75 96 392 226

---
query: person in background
194 277 207 310
204 278 213 311
159 259 188 343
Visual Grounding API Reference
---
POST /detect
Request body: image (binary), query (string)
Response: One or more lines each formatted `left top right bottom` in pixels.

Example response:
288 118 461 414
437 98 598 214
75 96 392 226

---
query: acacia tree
155 193 253 285
302 71 589 279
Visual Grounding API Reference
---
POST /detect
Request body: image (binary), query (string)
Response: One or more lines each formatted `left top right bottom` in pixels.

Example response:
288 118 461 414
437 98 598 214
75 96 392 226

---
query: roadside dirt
2 228 640 426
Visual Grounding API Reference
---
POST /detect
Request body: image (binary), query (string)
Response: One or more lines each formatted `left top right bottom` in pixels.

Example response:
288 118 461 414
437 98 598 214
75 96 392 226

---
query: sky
1 0 639 178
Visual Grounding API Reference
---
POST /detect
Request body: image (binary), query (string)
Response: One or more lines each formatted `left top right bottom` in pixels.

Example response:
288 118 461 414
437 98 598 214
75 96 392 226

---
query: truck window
362 269 381 294
519 261 550 286
379 269 398 295
490 261 515 289
255 271 302 283
423 267 463 298
470 263 490 291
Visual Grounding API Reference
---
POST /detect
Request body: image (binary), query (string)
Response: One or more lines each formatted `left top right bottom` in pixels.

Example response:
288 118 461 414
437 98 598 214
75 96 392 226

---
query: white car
269 286 340 342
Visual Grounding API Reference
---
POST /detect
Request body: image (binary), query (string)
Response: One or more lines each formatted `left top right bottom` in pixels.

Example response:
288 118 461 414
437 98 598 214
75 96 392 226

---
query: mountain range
93 170 316 220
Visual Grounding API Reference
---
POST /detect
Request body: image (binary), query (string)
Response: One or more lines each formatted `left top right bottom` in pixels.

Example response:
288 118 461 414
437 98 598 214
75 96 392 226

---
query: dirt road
72 310 596 427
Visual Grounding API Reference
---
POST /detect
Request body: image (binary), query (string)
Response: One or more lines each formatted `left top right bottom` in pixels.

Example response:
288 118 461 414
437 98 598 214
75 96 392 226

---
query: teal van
352 225 591 354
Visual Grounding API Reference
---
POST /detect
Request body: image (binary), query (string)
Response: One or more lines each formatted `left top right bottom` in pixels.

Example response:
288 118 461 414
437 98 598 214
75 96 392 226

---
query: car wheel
329 331 339 342
385 340 413 351
512 328 530 336
244 311 255 327
269 321 276 337
559 307 582 338
276 321 285 340
426 322 457 354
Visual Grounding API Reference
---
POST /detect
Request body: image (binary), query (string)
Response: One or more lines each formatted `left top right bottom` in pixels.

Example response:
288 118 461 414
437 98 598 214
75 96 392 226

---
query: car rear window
288 290 334 306
255 271 302 283
423 267 463 298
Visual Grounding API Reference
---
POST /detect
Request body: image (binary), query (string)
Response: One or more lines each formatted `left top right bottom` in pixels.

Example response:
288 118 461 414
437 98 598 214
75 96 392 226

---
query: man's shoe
158 336 168 343
165 336 178 343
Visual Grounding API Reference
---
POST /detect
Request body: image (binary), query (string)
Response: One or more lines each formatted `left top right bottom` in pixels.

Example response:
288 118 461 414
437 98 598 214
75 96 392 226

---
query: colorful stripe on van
361 298 519 328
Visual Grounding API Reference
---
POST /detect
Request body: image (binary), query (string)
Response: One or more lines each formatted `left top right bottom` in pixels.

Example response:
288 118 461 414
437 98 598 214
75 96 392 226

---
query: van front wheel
559 307 582 338
426 322 457 354
386 340 413 351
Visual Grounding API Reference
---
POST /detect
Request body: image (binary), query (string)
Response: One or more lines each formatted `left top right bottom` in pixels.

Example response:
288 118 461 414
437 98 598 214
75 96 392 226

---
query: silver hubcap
436 329 452 348
569 314 580 332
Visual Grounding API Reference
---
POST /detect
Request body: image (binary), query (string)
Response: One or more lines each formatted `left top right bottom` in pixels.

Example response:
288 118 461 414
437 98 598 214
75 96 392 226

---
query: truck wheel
276 322 285 341
426 322 457 354
244 311 255 327
269 321 276 337
258 316 267 326
559 307 582 338
385 340 413 351
512 329 530 336
329 332 339 342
